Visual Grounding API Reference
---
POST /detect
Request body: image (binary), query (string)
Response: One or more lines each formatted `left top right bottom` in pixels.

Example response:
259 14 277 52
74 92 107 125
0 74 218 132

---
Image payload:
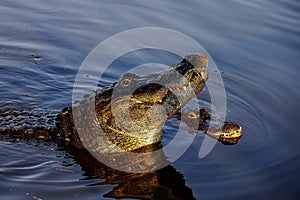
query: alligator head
59 54 209 152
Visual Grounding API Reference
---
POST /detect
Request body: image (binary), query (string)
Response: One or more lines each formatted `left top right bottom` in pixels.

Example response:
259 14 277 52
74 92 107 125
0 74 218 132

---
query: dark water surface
1 0 300 199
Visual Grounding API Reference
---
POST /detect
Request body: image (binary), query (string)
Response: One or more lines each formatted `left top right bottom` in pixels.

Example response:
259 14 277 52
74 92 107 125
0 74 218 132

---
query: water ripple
0 0 63 13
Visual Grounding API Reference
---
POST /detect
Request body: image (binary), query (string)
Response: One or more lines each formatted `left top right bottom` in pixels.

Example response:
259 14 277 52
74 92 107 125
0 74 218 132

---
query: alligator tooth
183 86 187 92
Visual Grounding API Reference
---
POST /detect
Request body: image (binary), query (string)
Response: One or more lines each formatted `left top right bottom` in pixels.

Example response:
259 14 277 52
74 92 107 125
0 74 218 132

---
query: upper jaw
127 53 209 104
183 54 209 70
110 53 209 115
171 54 209 85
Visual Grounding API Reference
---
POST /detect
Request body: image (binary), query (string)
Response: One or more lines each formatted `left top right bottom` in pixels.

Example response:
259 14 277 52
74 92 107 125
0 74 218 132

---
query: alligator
0 54 241 148
0 54 242 199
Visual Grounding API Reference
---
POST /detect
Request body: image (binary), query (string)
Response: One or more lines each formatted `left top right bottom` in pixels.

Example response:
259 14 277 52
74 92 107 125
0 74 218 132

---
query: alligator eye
120 78 131 87
187 112 197 119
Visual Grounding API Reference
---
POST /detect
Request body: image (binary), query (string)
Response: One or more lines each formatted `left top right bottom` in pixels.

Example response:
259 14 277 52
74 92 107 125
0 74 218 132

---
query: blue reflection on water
0 0 300 199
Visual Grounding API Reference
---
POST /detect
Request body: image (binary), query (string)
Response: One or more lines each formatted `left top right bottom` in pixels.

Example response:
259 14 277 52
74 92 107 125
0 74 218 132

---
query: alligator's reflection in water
64 144 196 200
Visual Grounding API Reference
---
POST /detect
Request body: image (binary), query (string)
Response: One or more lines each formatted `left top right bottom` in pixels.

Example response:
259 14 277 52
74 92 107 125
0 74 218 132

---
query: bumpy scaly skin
0 109 59 141
1 54 211 150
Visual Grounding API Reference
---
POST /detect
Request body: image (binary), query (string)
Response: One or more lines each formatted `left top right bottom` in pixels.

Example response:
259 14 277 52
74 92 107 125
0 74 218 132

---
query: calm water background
1 0 300 199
